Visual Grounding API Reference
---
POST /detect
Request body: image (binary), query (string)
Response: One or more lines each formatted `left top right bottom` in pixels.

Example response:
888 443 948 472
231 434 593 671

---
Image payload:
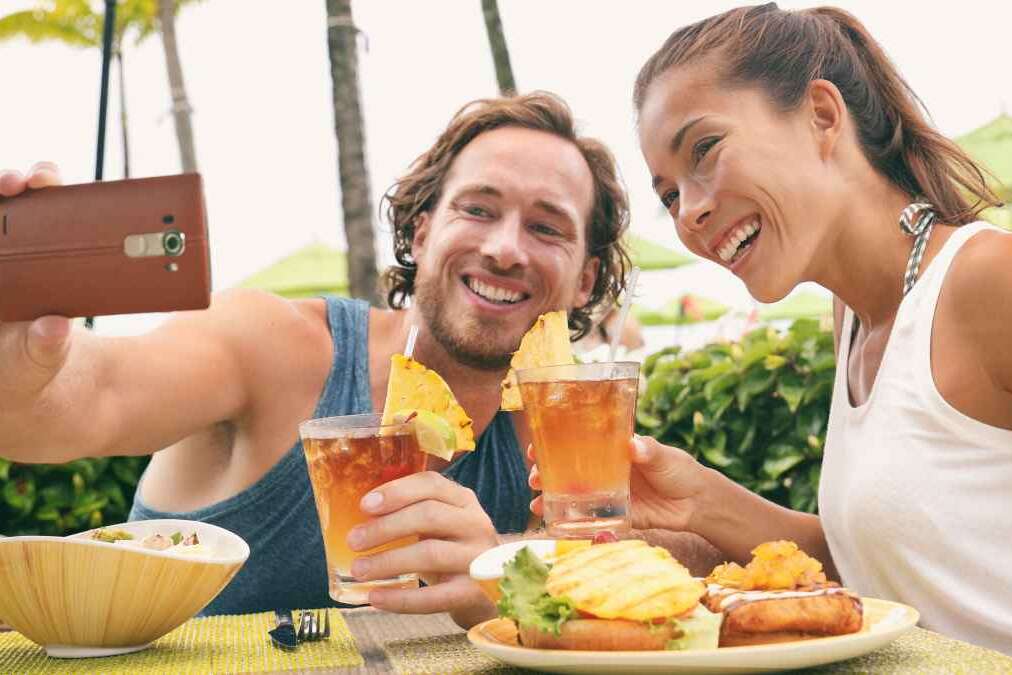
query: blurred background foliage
0 456 149 536
636 319 834 514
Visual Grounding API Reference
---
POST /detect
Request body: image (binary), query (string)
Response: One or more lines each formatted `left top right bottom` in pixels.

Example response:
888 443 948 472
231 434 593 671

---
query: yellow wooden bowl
0 519 248 658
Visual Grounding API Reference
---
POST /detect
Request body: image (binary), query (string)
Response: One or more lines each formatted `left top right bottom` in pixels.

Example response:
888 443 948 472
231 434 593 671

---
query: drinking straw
404 325 419 358
608 266 641 362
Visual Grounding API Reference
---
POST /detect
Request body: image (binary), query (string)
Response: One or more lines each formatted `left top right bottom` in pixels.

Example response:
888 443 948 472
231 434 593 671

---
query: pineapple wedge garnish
381 354 475 460
500 310 574 411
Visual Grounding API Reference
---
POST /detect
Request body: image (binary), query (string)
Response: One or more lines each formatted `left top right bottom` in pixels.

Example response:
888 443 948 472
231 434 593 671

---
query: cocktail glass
517 361 640 538
300 413 427 605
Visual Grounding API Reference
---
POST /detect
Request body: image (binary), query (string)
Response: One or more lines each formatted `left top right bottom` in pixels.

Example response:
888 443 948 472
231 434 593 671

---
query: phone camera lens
163 230 185 257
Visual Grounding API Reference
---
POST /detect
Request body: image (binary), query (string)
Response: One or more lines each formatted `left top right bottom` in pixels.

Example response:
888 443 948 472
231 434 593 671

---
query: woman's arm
690 464 838 579
532 435 839 576
627 436 839 580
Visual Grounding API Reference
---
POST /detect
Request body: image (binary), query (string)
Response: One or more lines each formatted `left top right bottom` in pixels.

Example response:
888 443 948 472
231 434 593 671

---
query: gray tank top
129 296 530 615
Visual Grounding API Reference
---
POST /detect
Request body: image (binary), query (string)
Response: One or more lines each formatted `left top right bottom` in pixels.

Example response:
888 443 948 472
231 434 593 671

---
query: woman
535 3 1012 653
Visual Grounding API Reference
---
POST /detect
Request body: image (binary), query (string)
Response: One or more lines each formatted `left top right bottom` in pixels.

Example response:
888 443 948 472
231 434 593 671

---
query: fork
298 609 331 642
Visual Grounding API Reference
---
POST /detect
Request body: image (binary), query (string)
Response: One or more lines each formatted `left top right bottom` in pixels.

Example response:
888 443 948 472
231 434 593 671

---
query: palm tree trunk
157 0 197 172
326 0 380 306
115 47 130 178
480 0 516 95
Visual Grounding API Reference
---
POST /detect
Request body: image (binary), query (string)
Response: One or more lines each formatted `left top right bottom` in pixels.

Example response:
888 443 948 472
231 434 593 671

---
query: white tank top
820 222 1012 655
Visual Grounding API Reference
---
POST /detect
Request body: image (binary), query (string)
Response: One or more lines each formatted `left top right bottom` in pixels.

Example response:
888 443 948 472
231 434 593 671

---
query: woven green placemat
809 627 1012 674
381 624 1012 674
0 610 363 674
342 610 513 674
387 632 512 674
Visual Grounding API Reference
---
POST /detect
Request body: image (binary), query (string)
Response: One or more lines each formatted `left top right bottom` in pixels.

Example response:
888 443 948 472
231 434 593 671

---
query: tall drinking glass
517 361 640 538
300 413 427 605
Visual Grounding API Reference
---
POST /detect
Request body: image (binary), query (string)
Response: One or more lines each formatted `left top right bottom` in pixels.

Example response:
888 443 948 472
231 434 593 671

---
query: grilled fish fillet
704 582 863 646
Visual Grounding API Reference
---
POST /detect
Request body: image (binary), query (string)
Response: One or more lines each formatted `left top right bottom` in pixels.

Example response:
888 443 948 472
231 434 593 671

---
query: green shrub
636 319 835 514
0 456 150 536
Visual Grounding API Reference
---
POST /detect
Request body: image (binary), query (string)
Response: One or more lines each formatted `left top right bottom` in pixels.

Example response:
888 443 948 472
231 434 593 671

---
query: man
0 92 718 628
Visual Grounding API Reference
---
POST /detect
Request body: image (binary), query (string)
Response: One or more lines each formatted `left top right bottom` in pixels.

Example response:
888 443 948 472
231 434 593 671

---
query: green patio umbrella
956 114 1012 229
625 233 696 270
758 291 832 322
633 293 730 326
237 243 349 298
957 114 1012 199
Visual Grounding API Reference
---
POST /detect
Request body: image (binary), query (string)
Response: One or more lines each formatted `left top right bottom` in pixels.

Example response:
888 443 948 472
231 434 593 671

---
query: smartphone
0 173 211 322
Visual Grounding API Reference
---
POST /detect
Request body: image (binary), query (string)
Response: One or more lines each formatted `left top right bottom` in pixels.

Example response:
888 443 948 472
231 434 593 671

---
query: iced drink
300 413 427 604
517 362 640 537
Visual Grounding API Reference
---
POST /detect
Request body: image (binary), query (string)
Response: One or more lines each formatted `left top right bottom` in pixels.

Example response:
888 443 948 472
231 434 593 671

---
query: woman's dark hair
381 91 631 340
634 3 1002 224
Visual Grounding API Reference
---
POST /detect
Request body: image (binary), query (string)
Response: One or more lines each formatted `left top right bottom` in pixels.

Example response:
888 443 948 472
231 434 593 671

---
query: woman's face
638 62 840 302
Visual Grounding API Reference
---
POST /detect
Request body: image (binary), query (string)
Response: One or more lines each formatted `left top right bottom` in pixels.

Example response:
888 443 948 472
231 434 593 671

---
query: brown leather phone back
0 173 211 322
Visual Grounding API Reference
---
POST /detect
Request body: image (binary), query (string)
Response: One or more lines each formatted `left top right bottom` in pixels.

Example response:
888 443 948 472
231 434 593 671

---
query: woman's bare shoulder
945 228 1012 391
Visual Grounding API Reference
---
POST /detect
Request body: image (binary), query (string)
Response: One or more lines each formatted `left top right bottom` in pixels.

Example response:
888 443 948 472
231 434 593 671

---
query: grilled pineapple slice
545 540 705 621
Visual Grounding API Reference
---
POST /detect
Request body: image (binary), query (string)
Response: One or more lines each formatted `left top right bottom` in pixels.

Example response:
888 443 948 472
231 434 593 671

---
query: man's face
412 126 598 371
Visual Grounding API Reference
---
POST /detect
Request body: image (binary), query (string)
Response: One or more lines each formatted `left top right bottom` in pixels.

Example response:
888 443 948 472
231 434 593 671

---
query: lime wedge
392 409 457 461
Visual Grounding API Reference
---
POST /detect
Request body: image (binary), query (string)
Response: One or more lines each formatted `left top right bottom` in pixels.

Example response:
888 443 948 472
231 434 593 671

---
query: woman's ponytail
635 3 1003 226
811 7 1001 224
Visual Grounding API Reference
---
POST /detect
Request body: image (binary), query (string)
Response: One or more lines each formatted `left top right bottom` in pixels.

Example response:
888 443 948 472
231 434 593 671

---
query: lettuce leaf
497 546 576 635
665 604 722 650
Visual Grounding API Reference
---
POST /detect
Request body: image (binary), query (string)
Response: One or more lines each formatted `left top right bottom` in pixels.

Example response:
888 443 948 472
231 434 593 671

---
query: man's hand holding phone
0 162 211 323
0 161 216 465
0 163 73 386
0 163 78 469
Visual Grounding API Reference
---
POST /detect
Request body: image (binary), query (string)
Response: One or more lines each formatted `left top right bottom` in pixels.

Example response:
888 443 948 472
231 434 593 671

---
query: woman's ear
410 212 431 263
807 79 847 161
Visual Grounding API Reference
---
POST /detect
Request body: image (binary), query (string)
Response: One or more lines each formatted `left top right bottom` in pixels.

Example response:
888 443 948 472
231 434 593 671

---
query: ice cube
542 381 571 407
310 459 334 489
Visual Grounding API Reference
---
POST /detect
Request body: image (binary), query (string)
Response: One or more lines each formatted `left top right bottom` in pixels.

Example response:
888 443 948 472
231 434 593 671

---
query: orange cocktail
300 413 427 605
517 362 640 537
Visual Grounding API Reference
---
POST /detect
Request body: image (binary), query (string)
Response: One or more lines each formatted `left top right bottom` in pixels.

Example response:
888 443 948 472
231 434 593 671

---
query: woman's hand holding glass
528 435 711 534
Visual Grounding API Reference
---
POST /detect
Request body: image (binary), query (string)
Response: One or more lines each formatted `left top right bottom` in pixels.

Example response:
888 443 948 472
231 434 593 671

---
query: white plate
468 597 918 674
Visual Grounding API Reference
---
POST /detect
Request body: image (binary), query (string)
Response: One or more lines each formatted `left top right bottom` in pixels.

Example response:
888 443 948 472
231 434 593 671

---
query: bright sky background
2 0 1010 336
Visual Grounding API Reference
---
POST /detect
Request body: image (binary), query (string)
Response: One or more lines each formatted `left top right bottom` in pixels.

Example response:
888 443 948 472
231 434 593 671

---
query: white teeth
467 278 524 304
716 219 762 263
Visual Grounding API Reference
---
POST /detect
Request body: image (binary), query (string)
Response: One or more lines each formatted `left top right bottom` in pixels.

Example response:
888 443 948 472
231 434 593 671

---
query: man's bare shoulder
181 289 334 399
179 288 327 349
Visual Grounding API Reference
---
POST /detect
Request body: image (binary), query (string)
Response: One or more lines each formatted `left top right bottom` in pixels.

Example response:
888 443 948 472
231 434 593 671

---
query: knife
269 609 298 650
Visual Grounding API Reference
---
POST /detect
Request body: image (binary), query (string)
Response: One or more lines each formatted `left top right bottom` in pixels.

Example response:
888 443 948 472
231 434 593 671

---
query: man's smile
461 273 531 307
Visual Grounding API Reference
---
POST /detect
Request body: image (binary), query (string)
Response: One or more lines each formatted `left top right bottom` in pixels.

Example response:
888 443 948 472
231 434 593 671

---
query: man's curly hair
380 91 631 341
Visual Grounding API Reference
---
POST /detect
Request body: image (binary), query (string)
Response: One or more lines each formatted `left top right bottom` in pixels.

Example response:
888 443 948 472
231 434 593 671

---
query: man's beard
414 276 517 372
